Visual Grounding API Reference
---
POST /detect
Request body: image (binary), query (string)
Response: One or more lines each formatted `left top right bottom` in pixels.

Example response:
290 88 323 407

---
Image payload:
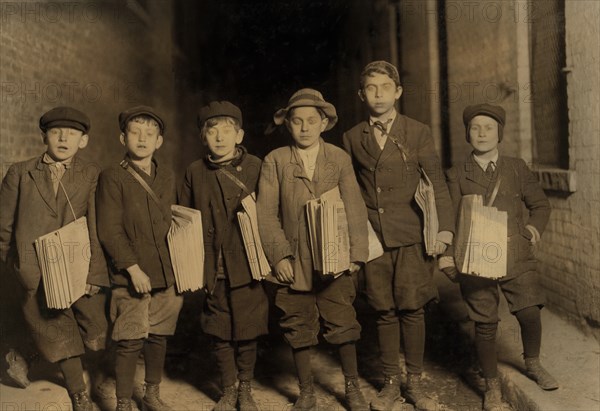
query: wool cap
360 60 401 87
463 103 506 142
273 88 338 131
39 106 91 133
119 105 165 134
197 101 243 128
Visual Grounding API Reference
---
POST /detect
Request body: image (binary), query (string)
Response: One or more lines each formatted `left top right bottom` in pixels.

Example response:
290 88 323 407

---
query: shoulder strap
58 180 78 221
120 160 162 207
217 167 255 200
486 176 502 207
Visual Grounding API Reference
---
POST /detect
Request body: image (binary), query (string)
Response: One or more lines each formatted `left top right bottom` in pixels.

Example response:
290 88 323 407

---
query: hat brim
42 120 89 133
273 100 338 131
120 111 165 133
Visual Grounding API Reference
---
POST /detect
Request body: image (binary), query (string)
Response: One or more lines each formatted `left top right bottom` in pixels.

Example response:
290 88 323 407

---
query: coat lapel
29 157 58 215
378 115 405 166
360 123 382 161
464 154 491 189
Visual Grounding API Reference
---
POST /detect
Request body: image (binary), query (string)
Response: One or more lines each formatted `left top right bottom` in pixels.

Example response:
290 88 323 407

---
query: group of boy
0 60 557 411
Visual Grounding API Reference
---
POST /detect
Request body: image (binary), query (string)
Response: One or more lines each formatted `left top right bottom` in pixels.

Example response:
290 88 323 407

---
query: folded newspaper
414 168 439 256
237 194 271 280
454 194 507 279
168 205 205 292
35 217 90 309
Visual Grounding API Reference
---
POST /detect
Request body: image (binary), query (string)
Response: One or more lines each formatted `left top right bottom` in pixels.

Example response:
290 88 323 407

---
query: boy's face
42 127 88 162
286 106 328 150
204 119 244 160
120 120 163 161
360 72 402 116
469 115 500 154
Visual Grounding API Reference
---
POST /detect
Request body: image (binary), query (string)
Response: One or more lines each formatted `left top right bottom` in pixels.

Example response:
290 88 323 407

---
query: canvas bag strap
486 176 502 207
58 180 78 221
217 168 255 200
120 160 163 207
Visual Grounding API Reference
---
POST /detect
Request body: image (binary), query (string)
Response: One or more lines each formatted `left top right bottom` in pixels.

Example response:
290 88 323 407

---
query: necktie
373 119 392 149
49 162 66 196
485 162 495 179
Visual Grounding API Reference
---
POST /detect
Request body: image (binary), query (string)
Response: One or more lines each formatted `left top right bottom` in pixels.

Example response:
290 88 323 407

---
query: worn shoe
292 377 317 411
213 384 237 411
116 398 139 411
70 391 99 411
5 349 30 388
238 380 259 411
370 374 404 411
142 383 172 411
524 357 559 390
404 373 441 411
483 378 512 411
344 376 368 411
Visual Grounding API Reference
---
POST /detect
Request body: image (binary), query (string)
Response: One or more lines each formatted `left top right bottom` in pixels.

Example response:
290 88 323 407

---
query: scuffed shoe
93 375 117 400
370 374 404 411
524 357 559 390
238 380 259 411
344 376 368 411
142 383 172 411
116 398 140 411
483 378 512 411
213 384 237 411
292 377 317 411
404 373 441 411
5 349 30 388
71 391 99 411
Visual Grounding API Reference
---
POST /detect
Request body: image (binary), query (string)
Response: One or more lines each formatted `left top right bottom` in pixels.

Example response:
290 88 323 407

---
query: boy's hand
348 262 362 274
85 284 101 296
432 240 448 255
274 257 294 284
441 266 459 283
127 264 152 294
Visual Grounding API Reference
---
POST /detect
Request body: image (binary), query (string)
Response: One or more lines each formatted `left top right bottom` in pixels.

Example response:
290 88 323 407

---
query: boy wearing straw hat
0 106 109 411
257 88 369 411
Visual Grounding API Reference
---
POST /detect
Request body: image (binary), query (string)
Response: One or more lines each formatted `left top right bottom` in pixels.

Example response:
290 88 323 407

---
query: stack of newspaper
237 194 271 280
306 187 351 276
454 194 508 279
35 217 90 309
414 168 439 256
168 205 205 292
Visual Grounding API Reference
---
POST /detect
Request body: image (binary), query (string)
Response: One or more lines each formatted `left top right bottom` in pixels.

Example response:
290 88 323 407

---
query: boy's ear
395 86 403 100
119 133 126 146
357 89 365 102
78 134 89 149
41 132 48 145
320 117 329 132
155 135 164 150
236 129 245 145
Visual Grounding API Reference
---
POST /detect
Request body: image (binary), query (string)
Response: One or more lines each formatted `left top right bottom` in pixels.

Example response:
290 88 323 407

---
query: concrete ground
1 271 599 411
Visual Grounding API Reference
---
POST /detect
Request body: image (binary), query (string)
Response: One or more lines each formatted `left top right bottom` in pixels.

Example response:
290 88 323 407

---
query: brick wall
0 1 197 180
535 1 600 339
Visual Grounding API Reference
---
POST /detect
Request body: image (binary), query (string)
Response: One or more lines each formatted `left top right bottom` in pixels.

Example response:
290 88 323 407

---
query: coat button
378 208 385 214
376 187 382 193
369 167 375 172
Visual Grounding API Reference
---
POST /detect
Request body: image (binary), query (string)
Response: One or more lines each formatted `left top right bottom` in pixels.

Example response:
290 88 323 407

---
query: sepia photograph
1 1 599 410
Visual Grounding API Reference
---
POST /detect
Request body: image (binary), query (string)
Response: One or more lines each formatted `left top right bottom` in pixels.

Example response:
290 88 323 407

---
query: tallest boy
343 61 455 411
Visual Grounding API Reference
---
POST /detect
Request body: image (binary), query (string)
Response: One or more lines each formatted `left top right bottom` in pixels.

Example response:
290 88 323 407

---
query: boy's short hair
360 60 401 88
125 115 161 133
119 105 165 134
200 116 241 140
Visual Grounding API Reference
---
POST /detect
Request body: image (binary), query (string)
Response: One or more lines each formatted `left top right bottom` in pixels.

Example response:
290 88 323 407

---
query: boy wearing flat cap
343 61 455 411
96 106 182 411
179 101 268 411
257 89 369 411
440 103 554 410
0 106 109 410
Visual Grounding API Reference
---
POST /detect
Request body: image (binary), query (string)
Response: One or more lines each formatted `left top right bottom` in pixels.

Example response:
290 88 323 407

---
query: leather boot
370 374 404 411
404 373 441 411
344 376 368 411
142 383 172 411
292 377 317 411
483 378 512 411
524 357 559 390
238 380 259 411
213 384 237 411
70 391 99 411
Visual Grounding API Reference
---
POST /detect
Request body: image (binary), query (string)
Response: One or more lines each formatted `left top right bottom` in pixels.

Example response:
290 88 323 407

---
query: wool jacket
179 148 262 293
343 114 455 247
257 139 369 292
96 156 175 289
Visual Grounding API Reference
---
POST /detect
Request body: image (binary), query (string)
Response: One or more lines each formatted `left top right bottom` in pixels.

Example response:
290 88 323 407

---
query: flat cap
463 103 506 127
198 101 243 128
39 106 90 133
119 105 165 133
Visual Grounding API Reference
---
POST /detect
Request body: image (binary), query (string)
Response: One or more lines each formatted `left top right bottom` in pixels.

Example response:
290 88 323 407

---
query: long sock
292 346 312 385
144 334 167 385
237 340 258 382
400 308 425 375
377 309 401 376
59 356 86 395
515 306 542 359
115 339 144 399
214 339 237 387
338 342 358 378
474 322 498 378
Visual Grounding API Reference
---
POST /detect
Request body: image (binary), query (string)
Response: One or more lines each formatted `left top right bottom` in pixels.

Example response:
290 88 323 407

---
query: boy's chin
46 150 77 162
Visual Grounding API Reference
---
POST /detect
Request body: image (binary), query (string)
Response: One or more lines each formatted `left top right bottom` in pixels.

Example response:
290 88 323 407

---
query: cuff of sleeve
437 230 454 245
438 256 455 270
525 225 541 243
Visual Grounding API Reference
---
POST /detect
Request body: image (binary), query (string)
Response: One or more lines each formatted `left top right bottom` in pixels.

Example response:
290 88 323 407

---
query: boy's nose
300 122 308 131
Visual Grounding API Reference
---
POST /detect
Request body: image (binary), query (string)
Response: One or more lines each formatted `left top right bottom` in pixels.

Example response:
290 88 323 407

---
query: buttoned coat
179 150 262 293
96 157 176 289
445 154 551 277
342 115 455 247
257 140 369 292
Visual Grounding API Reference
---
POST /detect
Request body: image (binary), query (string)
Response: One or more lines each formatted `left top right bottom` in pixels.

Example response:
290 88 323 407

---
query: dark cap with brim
463 103 506 127
198 101 243 128
119 105 165 133
39 106 90 133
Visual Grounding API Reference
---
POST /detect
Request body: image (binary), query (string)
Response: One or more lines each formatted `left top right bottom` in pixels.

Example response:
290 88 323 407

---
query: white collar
369 109 397 131
472 150 499 171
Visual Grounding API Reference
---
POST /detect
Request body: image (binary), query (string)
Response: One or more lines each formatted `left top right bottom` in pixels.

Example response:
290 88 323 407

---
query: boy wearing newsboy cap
179 101 268 411
257 89 369 411
96 106 183 411
440 103 555 410
0 106 109 410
